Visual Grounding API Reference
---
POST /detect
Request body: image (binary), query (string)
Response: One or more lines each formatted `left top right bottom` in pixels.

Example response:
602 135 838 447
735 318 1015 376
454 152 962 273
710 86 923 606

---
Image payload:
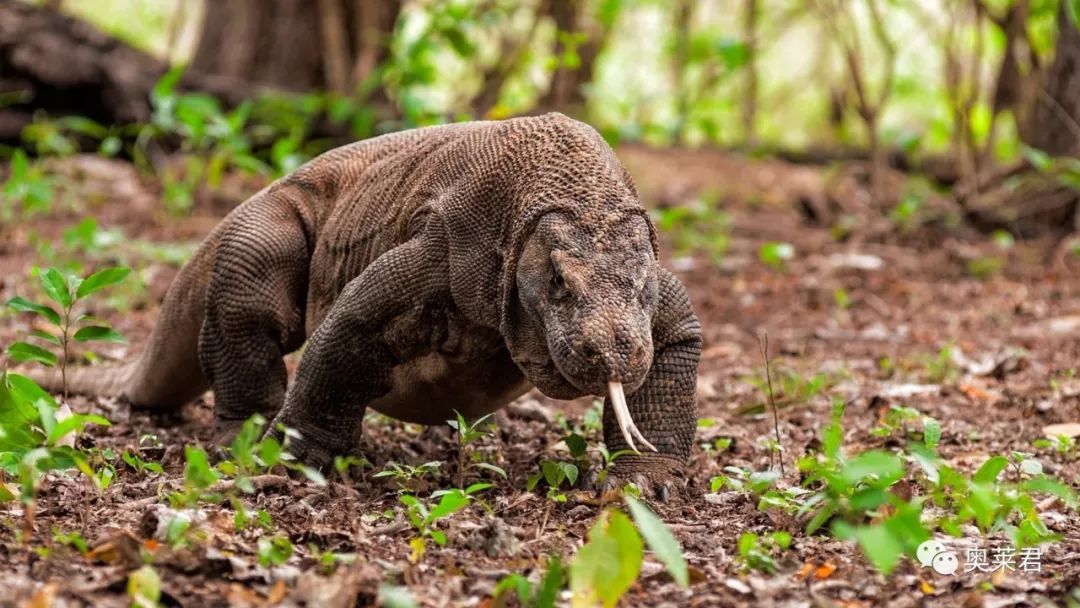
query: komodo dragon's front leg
269 234 449 465
600 268 701 498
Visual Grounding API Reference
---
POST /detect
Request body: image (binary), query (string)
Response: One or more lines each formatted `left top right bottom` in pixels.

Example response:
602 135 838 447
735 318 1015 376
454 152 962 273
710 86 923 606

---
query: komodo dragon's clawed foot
587 455 687 503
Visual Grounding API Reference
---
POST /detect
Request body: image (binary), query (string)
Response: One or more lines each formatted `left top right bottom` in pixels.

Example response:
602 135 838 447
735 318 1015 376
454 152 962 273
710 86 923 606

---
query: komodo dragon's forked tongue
607 380 656 454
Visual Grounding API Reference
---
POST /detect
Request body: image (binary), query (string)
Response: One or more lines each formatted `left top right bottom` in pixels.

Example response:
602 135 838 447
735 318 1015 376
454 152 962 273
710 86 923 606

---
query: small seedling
447 411 506 487
1033 435 1076 456
758 241 795 270
736 530 792 573
373 461 443 490
399 490 470 562
6 265 130 399
257 535 294 567
527 459 580 502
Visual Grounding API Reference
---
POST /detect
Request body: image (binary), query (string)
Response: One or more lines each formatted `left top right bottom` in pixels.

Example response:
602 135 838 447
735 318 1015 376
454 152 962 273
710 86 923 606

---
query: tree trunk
1021 2 1080 156
961 4 1080 237
0 0 247 141
537 0 606 115
190 0 399 95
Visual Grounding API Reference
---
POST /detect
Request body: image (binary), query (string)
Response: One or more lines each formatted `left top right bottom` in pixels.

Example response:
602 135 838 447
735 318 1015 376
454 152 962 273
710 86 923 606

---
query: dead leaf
87 531 143 567
795 562 814 580
959 383 1002 404
1042 422 1080 438
919 578 935 594
27 583 59 608
813 562 837 580
264 580 288 606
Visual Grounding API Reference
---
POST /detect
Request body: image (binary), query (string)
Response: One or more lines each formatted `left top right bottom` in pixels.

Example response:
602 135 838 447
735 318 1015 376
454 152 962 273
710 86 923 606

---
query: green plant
758 241 795 270
373 460 443 490
232 499 273 532
257 534 295 567
723 400 1080 575
920 344 958 383
127 564 161 608
870 406 940 446
6 265 131 399
52 528 89 555
736 530 792 574
1034 434 1077 456
741 365 836 412
570 509 642 608
889 194 922 232
120 449 165 476
570 496 689 607
492 555 566 608
651 193 731 263
528 459 580 503
1 150 54 223
399 489 471 561
447 410 506 487
0 372 111 510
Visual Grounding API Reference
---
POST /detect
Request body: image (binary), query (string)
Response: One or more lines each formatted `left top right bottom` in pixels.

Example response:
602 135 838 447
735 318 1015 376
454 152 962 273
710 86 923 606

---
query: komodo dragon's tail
25 224 226 409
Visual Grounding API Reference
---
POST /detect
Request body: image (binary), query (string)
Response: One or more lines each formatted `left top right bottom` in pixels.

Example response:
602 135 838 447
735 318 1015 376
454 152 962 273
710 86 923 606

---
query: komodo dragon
34 113 702 492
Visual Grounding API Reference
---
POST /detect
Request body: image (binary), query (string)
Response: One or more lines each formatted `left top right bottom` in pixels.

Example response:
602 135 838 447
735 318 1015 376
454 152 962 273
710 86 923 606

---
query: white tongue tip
607 380 657 454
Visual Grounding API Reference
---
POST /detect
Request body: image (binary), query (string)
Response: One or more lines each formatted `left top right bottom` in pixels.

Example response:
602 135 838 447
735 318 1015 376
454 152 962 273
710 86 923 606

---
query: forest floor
1 146 1078 607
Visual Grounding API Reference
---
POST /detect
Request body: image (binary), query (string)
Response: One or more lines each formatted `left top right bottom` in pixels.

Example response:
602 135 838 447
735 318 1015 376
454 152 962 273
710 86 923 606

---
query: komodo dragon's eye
550 265 568 300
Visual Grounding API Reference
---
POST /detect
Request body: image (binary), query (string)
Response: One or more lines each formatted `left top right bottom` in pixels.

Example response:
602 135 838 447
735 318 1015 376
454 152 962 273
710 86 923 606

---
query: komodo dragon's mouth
545 334 656 454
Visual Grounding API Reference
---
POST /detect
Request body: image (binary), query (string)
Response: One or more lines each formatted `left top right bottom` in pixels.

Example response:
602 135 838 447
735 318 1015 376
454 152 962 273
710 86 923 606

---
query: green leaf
973 455 1009 484
625 496 688 587
571 509 643 608
30 330 61 347
1022 476 1078 508
183 446 219 489
472 462 507 478
8 342 57 367
429 491 469 520
38 268 72 308
47 413 110 446
565 433 588 459
758 242 794 270
6 297 61 325
75 267 130 299
922 417 941 449
853 524 903 574
536 555 566 608
840 450 903 486
1022 146 1054 172
72 325 126 344
127 565 161 608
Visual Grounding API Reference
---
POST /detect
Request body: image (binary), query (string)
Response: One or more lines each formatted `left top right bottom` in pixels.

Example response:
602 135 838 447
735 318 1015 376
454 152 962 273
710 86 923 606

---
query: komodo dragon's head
509 205 661 452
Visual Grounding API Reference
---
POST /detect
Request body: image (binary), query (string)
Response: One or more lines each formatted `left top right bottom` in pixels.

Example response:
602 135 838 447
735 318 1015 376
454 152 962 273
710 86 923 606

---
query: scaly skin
29 113 702 494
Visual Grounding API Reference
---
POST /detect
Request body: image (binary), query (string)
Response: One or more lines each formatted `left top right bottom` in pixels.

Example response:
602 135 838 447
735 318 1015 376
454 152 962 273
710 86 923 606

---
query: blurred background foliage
2 0 1079 237
47 0 1074 155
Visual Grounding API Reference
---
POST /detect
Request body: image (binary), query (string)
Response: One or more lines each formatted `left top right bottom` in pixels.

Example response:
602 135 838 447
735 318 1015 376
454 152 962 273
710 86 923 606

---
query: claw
607 380 657 454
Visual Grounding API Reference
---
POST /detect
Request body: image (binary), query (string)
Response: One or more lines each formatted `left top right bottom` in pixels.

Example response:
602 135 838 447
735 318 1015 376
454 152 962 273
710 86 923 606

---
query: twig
758 333 785 477
370 520 411 536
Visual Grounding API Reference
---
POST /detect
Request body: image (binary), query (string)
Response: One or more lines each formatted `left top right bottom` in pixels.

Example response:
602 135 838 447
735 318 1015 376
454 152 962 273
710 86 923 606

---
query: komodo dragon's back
27 115 580 410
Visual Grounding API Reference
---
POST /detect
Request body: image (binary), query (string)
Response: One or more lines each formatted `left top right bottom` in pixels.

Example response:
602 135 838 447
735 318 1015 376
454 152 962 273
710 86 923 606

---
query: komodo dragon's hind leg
198 193 312 444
